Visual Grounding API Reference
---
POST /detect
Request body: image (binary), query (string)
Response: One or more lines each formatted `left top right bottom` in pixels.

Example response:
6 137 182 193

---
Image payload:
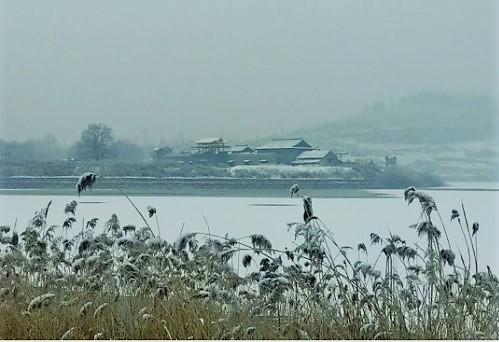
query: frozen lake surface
1 183 498 273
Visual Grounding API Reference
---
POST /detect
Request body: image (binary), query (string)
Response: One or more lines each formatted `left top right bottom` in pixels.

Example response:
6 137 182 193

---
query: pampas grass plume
60 327 74 340
79 301 93 316
290 184 300 198
147 206 157 218
472 222 479 236
28 292 55 311
93 333 105 340
77 172 97 196
93 303 108 319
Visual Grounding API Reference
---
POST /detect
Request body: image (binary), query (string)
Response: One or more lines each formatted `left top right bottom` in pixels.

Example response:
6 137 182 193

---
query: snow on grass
228 165 362 179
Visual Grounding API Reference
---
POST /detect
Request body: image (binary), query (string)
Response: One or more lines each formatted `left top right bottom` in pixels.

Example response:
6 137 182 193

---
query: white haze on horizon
0 0 498 146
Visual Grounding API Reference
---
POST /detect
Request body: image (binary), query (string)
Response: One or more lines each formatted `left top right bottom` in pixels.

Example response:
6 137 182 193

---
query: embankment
0 176 369 194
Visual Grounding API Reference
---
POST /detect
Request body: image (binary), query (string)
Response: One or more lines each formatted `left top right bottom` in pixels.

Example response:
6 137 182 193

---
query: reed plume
290 184 300 198
77 172 97 196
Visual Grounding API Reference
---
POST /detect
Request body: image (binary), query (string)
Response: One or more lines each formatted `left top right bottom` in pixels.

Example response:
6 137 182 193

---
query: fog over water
1 0 497 145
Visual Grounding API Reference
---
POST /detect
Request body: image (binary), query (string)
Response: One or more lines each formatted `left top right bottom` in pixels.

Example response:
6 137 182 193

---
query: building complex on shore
154 137 396 169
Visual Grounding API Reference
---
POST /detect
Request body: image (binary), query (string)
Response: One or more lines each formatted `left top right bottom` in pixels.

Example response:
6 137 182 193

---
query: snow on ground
228 165 362 179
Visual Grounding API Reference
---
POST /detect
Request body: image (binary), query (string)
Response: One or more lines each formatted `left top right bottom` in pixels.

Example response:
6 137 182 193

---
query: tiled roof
228 144 255 153
195 137 224 144
296 149 332 160
256 138 312 150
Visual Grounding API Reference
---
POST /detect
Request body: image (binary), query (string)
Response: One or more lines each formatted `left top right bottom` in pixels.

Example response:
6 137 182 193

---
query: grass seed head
78 239 91 255
440 249 456 266
64 200 78 216
28 292 55 311
71 258 85 273
93 303 108 319
122 225 136 235
79 301 93 316
298 329 311 340
44 200 52 218
370 233 383 245
60 298 78 308
245 326 256 337
404 187 437 216
358 243 367 254
303 196 314 223
174 232 197 252
250 234 272 252
404 186 416 202
138 307 148 317
60 327 74 340
413 221 441 240
93 333 105 340
63 217 76 230
472 222 479 236
86 218 99 229
77 172 97 196
142 313 154 321
106 213 120 233
451 209 460 221
11 231 18 246
146 237 167 250
242 254 252 268
147 206 157 218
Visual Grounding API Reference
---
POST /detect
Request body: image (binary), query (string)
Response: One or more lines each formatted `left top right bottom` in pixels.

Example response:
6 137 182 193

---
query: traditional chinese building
255 138 314 164
292 149 341 166
192 137 229 153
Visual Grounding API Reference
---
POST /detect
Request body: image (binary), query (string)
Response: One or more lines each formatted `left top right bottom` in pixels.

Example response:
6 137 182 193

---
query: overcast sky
1 0 497 146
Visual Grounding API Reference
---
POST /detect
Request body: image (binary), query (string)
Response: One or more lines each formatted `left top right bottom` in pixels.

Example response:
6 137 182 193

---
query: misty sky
1 0 497 146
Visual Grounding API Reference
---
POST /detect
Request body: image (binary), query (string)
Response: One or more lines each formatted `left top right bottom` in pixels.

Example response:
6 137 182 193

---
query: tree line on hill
295 91 498 149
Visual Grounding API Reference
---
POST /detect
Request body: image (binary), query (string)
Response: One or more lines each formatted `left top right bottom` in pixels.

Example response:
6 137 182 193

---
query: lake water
1 183 498 273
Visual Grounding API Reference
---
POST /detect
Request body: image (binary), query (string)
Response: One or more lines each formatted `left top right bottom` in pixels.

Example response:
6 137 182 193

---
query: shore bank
0 175 369 190
0 175 380 198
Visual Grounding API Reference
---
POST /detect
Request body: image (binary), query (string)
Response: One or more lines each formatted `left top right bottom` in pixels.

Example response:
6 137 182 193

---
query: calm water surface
1 183 497 272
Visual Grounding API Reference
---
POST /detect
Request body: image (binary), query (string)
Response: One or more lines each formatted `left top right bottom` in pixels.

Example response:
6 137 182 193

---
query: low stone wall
0 176 369 190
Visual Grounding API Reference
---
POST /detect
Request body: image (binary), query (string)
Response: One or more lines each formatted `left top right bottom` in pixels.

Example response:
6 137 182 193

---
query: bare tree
79 123 114 160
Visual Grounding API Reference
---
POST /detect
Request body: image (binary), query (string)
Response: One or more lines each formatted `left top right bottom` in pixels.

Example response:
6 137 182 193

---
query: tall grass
0 177 497 339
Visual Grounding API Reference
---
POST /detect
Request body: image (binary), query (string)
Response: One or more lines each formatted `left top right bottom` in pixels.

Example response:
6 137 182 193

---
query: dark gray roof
228 144 255 153
296 149 333 160
195 137 224 144
256 138 313 150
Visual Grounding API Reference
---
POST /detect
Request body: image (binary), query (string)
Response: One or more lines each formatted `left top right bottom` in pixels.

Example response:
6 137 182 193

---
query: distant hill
290 92 499 181
294 92 498 149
